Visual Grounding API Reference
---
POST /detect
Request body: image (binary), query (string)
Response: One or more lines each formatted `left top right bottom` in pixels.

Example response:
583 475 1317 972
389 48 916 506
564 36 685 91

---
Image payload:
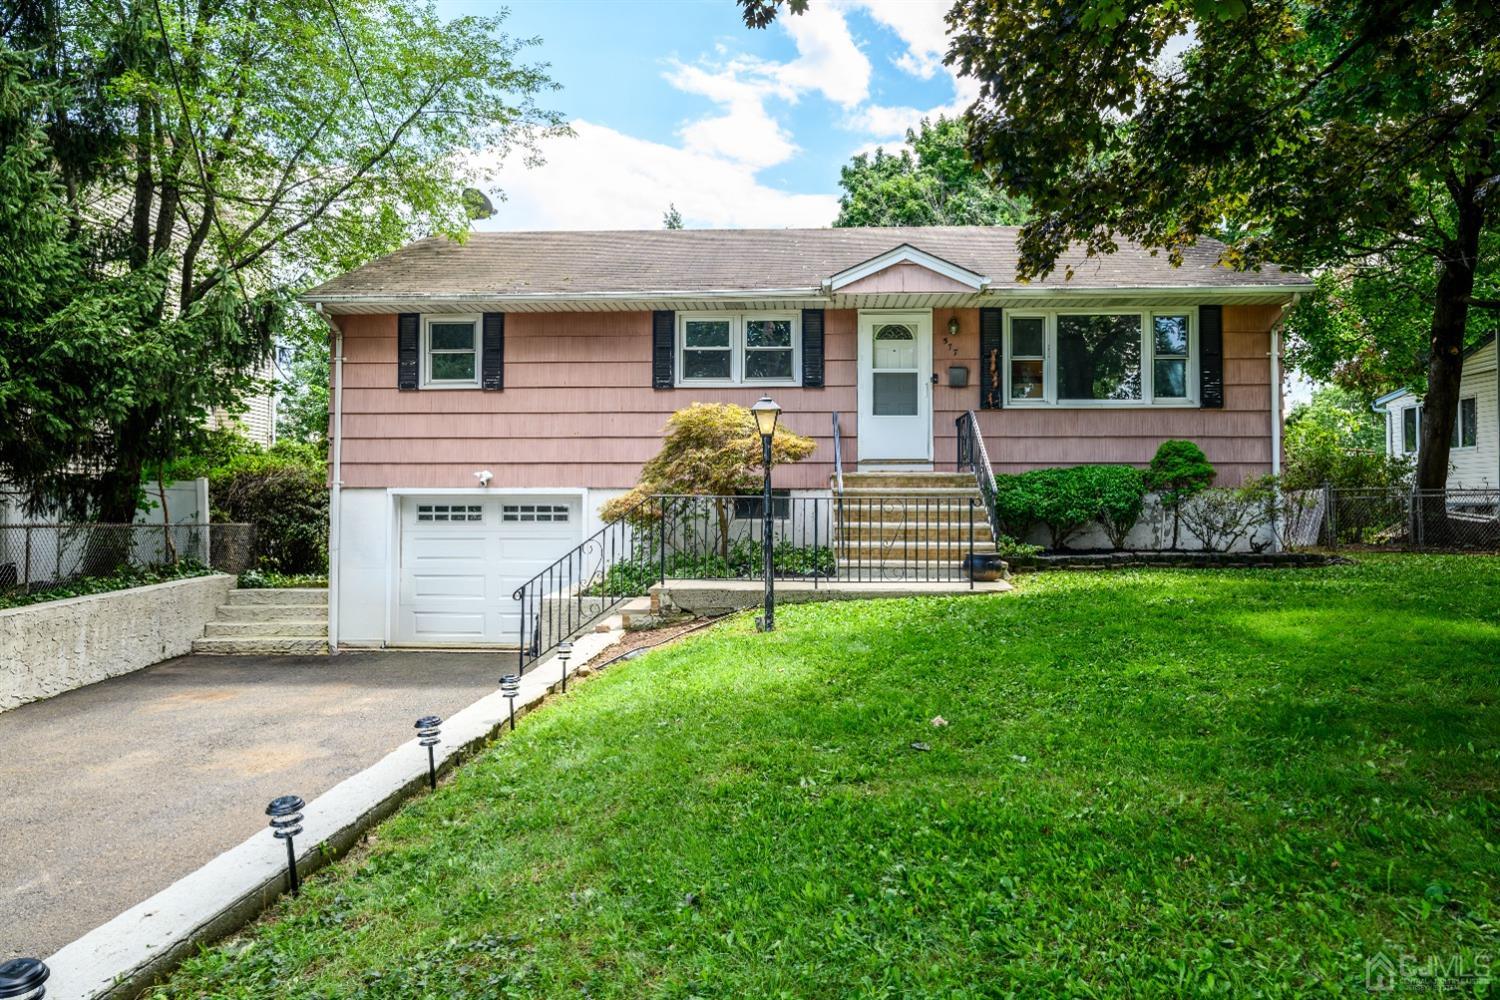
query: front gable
824 244 989 295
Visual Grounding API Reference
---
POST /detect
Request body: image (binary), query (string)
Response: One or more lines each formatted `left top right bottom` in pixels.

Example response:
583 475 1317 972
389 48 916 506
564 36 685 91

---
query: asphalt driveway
0 651 503 959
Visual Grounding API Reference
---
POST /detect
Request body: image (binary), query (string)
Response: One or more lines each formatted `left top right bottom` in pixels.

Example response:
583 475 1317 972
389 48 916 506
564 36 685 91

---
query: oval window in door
872 323 919 415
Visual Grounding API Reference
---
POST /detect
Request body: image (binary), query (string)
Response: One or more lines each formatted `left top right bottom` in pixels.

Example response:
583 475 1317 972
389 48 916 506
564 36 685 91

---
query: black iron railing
955 410 1001 541
511 491 986 672
831 411 845 494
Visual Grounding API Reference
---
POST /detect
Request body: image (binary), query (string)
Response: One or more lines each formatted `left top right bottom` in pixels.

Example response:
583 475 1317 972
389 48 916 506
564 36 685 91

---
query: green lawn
154 555 1499 998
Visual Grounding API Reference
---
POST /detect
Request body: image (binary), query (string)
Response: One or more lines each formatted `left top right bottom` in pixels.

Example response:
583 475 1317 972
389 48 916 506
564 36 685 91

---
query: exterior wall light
500 673 520 730
0 957 49 999
266 795 305 897
415 715 442 790
947 316 961 337
557 641 573 693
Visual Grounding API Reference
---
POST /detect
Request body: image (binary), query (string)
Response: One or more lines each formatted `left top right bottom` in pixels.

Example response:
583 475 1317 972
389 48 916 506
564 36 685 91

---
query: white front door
396 496 581 645
857 311 932 462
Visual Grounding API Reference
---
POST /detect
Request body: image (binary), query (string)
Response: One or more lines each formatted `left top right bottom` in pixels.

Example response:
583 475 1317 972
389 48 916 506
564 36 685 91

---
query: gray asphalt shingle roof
304 226 1310 299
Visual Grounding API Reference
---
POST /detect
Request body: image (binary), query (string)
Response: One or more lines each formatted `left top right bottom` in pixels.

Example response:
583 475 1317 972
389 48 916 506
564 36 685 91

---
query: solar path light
500 673 520 730
0 958 49 999
266 795 305 897
415 715 442 790
557 641 573 693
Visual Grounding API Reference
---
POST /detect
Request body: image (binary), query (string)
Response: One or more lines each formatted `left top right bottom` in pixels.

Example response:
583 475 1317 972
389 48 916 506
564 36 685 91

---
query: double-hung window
1403 398 1479 452
423 315 480 388
677 312 798 386
1005 309 1197 406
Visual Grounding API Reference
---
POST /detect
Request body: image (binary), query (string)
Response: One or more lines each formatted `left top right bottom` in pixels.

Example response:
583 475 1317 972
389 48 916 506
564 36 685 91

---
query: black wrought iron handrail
511 492 660 674
956 410 1001 542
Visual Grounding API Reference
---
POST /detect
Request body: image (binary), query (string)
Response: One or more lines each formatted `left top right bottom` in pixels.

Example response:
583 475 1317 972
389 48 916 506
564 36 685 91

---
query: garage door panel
408 573 487 599
410 611 487 640
396 495 582 646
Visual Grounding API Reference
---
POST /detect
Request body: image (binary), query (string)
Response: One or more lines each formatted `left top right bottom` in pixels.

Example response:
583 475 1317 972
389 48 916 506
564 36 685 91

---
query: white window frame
421 314 481 389
1405 398 1480 452
676 311 801 388
1456 396 1479 450
1002 307 1199 407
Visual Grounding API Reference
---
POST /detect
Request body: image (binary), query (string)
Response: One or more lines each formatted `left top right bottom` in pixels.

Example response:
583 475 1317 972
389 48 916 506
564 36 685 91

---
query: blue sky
434 0 974 230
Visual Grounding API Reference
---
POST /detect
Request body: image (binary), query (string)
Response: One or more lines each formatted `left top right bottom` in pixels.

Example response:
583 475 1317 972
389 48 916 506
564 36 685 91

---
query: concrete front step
225 588 328 606
839 520 995 537
202 620 328 638
840 472 974 489
215 603 329 622
191 636 330 655
839 487 981 499
838 542 998 559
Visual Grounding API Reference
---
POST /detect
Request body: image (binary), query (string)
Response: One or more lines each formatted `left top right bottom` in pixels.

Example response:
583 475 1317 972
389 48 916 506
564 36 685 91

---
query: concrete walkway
0 651 504 960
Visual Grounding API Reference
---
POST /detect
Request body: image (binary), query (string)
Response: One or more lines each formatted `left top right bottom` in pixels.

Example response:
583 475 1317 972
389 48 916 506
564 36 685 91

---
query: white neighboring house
207 354 278 446
1374 334 1498 489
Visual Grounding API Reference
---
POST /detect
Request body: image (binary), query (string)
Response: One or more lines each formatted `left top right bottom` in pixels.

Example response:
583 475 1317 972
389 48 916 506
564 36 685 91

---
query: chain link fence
0 522 256 595
1316 488 1500 551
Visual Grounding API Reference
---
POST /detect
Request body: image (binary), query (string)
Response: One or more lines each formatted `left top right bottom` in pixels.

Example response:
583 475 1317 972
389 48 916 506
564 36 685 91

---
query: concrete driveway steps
202 620 328 638
224 588 328 606
192 587 329 655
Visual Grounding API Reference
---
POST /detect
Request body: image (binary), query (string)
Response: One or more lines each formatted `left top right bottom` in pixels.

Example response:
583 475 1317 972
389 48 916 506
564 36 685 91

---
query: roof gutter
300 282 1315 309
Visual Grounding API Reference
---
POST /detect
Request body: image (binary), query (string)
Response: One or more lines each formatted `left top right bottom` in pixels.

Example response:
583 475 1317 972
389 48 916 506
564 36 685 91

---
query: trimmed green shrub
1144 440 1216 549
990 464 1149 550
1077 465 1148 549
208 442 328 573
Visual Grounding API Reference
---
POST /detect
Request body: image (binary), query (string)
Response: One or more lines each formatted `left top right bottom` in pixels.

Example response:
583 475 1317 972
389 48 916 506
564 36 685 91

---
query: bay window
677 312 799 386
1006 309 1198 406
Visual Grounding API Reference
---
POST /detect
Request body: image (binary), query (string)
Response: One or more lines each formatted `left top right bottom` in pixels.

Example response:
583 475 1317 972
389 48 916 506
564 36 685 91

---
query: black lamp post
557 641 573 693
266 795 305 897
0 958 49 999
749 395 781 632
415 715 441 790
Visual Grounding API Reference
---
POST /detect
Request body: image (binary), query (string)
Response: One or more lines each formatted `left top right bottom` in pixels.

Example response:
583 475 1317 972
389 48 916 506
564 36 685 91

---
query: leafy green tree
1145 440 1216 550
937 1 1498 497
834 117 1027 228
1281 386 1411 491
1284 386 1385 454
663 203 684 230
1285 233 1500 400
0 0 563 521
601 403 816 557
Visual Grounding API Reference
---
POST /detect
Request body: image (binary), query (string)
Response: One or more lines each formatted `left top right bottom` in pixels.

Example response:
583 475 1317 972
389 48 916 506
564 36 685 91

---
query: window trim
1401 398 1480 452
675 311 801 388
421 314 481 389
1002 307 1199 407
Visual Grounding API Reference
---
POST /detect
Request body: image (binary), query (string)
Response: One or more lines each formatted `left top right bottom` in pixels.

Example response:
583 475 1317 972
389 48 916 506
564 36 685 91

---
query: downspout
1269 293 1299 549
317 303 344 654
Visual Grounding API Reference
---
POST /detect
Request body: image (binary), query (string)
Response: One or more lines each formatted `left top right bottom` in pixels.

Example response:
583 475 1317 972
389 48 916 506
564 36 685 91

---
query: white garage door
396 496 582 645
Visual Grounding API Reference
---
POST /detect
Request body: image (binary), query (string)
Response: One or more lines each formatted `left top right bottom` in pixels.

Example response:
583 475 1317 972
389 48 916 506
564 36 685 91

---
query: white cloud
844 0 952 80
477 120 838 231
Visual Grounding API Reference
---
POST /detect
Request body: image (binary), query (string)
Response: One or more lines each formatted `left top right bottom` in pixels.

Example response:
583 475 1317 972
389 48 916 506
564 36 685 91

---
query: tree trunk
1415 180 1485 541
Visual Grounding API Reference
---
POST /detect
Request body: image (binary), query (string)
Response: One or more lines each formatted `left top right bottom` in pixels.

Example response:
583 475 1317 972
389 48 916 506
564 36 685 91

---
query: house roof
303 226 1311 313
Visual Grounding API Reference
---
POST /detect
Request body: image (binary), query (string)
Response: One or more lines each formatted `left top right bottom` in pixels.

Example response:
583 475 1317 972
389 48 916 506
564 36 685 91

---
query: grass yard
154 555 1499 998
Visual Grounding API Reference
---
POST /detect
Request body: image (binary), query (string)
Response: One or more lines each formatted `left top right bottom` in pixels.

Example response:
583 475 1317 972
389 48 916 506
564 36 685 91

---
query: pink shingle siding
335 305 1276 490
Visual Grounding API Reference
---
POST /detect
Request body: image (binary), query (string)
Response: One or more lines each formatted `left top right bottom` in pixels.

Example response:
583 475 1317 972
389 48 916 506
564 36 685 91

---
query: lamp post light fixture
557 641 573 693
500 673 520 730
265 795 305 897
0 957 49 999
749 395 781 632
415 715 442 790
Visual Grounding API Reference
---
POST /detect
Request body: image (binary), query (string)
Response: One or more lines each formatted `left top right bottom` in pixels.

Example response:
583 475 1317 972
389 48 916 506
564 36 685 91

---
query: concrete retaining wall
0 574 234 712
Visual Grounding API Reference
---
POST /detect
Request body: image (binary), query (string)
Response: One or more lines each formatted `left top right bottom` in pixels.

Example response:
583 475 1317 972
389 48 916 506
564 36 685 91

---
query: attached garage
395 495 582 646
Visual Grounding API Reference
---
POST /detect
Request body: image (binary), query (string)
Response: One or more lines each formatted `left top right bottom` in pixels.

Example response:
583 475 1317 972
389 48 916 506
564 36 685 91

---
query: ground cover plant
0 561 211 610
153 555 1498 998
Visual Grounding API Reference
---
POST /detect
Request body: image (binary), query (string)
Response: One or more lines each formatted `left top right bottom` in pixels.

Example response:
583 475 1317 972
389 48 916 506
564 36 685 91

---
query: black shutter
1199 305 1223 409
397 312 420 391
979 307 1003 409
481 312 505 390
801 308 825 387
652 310 675 389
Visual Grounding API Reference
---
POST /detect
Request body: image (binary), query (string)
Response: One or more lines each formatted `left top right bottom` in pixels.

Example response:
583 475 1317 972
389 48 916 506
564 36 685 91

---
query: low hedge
993 465 1149 550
